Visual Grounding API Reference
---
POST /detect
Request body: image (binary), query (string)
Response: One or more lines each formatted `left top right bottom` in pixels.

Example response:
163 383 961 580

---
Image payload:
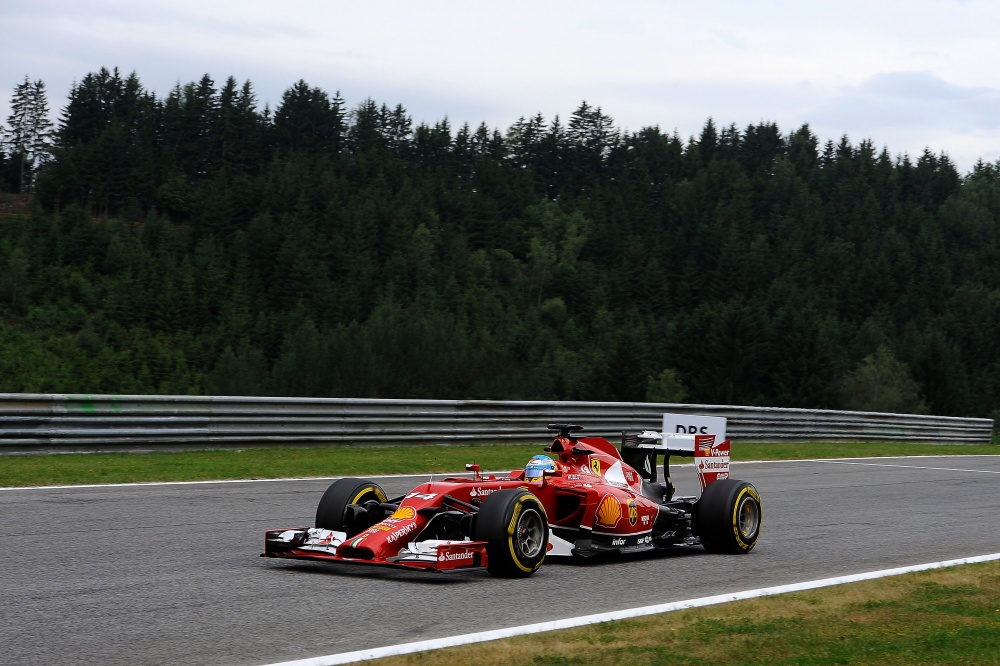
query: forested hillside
1 67 999 418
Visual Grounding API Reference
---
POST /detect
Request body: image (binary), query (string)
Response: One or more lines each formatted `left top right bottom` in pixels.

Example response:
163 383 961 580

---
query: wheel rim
515 507 545 558
737 496 760 539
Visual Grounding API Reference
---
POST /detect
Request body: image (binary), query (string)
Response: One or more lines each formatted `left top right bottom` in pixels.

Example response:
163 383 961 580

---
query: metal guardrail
0 394 993 453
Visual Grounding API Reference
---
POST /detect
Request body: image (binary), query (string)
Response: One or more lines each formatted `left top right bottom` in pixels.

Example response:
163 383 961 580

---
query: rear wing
620 431 730 491
620 430 690 484
623 430 698 455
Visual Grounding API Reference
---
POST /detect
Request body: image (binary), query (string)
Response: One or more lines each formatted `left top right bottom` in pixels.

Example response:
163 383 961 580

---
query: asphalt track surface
3 455 999 666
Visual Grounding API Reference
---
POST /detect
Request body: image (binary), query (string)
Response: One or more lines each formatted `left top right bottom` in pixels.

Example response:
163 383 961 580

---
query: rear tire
695 479 761 554
315 478 387 535
474 489 549 577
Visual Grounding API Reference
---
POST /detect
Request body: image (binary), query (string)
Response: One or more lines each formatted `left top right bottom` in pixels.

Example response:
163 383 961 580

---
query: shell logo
390 507 415 520
595 494 622 528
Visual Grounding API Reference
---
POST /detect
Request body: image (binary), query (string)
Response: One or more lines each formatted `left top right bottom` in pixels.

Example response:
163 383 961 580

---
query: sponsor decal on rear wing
694 434 730 491
662 413 727 441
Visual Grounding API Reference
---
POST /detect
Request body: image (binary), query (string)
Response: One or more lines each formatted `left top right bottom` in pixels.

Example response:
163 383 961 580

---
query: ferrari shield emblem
590 458 602 475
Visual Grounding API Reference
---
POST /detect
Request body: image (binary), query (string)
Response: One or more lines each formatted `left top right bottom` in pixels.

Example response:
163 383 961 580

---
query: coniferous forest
1 68 999 419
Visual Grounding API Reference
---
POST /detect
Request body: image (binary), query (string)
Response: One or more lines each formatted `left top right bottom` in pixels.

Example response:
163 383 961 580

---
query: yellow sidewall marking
507 503 522 535
508 496 545 573
351 486 386 505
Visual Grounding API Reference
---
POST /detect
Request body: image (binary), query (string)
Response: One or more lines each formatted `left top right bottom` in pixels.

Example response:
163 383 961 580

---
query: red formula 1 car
263 424 762 577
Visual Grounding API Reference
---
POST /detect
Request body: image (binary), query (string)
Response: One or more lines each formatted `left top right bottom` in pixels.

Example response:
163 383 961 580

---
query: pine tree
2 77 53 193
274 80 337 156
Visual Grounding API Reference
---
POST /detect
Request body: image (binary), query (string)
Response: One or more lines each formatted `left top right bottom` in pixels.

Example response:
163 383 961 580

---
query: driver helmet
525 454 555 482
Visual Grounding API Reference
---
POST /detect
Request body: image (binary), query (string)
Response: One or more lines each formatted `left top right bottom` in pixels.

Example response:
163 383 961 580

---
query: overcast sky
4 0 1000 173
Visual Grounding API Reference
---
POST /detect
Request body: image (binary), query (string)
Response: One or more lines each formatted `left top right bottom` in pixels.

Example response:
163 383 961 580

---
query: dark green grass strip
1 441 995 487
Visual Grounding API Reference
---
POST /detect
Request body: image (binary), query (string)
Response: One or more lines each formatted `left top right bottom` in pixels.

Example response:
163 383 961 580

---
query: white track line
736 454 1000 464
262 552 1000 666
0 473 437 492
811 459 1000 474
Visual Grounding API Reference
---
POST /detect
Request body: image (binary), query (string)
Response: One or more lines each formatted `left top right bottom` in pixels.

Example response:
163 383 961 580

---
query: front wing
263 528 489 573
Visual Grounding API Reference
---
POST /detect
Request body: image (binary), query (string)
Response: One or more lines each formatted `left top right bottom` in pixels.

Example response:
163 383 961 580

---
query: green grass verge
1 440 996 488
366 560 1000 666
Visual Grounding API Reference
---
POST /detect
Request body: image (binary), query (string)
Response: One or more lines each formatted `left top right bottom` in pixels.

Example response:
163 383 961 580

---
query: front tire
474 489 549 577
695 479 761 554
315 478 388 535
